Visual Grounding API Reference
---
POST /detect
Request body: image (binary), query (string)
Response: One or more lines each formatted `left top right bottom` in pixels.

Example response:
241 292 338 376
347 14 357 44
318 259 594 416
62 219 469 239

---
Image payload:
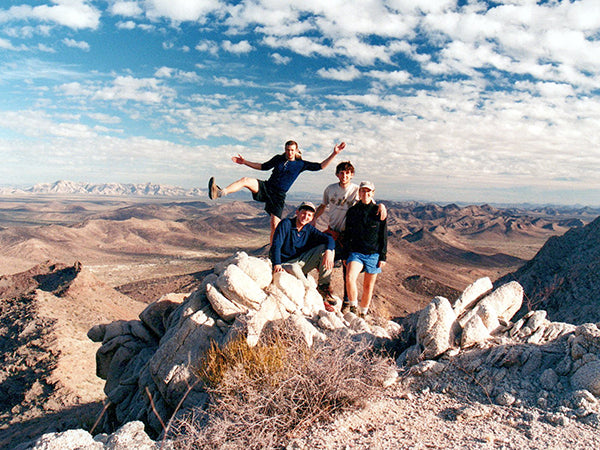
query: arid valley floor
1 194 598 448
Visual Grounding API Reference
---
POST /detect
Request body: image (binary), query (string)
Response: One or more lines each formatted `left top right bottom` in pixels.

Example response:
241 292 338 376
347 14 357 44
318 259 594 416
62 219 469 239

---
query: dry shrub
170 322 395 449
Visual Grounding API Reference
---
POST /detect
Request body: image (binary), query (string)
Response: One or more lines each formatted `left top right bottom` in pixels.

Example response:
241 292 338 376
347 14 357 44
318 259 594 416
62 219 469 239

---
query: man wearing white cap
270 201 337 311
343 181 387 318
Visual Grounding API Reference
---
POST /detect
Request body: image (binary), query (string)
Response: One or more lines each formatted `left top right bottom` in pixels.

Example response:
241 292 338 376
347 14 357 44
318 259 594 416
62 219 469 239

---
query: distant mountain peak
24 180 206 197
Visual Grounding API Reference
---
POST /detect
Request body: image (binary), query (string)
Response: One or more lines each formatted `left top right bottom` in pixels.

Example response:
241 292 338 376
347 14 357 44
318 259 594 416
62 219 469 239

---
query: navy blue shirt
262 154 322 193
270 217 335 266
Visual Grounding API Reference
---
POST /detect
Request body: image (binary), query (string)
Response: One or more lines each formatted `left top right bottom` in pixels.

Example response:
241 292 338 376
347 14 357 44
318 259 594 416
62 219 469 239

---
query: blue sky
1 1 599 206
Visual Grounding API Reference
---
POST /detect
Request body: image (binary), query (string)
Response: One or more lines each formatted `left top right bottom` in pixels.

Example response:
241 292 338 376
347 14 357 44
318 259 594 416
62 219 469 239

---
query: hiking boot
317 284 337 306
349 305 357 315
208 177 222 199
323 301 335 312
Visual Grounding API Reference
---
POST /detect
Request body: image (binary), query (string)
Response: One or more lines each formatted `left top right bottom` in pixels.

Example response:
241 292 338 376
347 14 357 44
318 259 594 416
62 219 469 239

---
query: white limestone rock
216 264 266 310
105 420 159 449
272 270 306 308
285 313 327 347
303 286 326 317
26 429 104 450
234 252 273 289
148 308 225 406
206 283 246 321
246 295 291 347
461 314 491 348
317 310 346 330
459 281 523 331
453 277 493 317
417 296 457 359
265 285 299 314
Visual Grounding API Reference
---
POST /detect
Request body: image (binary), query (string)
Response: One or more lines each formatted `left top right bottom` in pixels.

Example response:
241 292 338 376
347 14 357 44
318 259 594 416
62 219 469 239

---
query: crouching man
270 201 337 311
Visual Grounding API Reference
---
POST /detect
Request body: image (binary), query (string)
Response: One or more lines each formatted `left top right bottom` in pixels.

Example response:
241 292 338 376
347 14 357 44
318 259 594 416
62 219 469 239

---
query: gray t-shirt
322 182 359 232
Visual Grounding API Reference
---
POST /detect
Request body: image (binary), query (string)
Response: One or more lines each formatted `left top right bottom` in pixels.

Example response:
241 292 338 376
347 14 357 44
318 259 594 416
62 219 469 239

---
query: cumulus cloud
367 70 411 86
0 37 18 50
143 0 222 22
110 1 143 17
317 65 362 81
117 20 137 30
0 0 101 30
87 112 122 124
155 66 174 78
92 76 177 103
195 40 219 55
63 38 90 51
271 52 291 65
222 39 253 54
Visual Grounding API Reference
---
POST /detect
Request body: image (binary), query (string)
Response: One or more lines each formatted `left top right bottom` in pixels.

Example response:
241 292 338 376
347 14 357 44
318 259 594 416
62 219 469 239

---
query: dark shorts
252 180 286 218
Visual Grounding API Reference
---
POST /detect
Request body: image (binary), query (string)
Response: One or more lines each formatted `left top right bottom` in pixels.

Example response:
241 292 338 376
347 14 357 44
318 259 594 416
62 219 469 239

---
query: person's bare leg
346 261 363 307
269 214 281 244
360 272 378 311
221 177 259 196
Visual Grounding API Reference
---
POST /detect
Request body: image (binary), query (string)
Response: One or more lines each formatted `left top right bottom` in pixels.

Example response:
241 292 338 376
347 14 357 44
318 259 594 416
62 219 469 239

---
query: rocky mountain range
497 215 600 324
1 195 599 448
0 180 205 197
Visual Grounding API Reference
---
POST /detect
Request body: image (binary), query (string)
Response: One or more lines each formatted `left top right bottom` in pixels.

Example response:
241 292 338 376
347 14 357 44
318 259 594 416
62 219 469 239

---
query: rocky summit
84 251 402 438
24 243 600 448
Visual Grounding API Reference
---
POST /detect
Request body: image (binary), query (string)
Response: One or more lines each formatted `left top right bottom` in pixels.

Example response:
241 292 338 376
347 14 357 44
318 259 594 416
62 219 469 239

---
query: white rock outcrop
87 251 401 438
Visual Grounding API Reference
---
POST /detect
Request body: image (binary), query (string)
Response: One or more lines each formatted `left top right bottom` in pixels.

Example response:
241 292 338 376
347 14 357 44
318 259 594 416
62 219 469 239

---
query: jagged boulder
23 420 165 450
397 277 600 423
89 251 400 437
416 296 456 359
453 276 493 317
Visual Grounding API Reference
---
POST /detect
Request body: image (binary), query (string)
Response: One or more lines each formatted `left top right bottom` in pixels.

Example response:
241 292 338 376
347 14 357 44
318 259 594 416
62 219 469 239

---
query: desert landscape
0 191 599 449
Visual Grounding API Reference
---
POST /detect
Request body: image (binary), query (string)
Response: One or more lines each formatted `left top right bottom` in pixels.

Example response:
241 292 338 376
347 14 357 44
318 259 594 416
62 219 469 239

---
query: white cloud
536 82 576 98
87 112 122 124
57 81 94 97
117 20 137 30
37 43 55 53
154 66 174 78
92 76 177 103
262 35 335 58
271 52 291 65
195 40 219 55
0 38 18 50
110 1 143 17
291 84 306 94
175 70 200 82
212 76 259 87
367 70 411 86
222 40 253 54
0 1 101 30
317 65 361 81
63 38 90 51
143 0 222 22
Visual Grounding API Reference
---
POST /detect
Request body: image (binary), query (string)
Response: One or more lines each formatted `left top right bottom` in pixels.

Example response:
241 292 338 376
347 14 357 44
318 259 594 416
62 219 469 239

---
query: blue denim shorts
346 252 381 274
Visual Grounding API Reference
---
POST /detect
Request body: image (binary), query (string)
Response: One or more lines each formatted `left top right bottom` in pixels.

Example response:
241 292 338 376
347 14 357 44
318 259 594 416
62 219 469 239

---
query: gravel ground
298 371 600 449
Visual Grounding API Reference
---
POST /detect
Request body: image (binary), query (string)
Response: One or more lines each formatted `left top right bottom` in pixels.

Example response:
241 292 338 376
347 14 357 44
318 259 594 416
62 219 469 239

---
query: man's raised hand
333 142 346 154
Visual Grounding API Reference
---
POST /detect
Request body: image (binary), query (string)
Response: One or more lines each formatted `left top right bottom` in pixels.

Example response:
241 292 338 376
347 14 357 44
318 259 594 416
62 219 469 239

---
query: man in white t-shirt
312 161 386 312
